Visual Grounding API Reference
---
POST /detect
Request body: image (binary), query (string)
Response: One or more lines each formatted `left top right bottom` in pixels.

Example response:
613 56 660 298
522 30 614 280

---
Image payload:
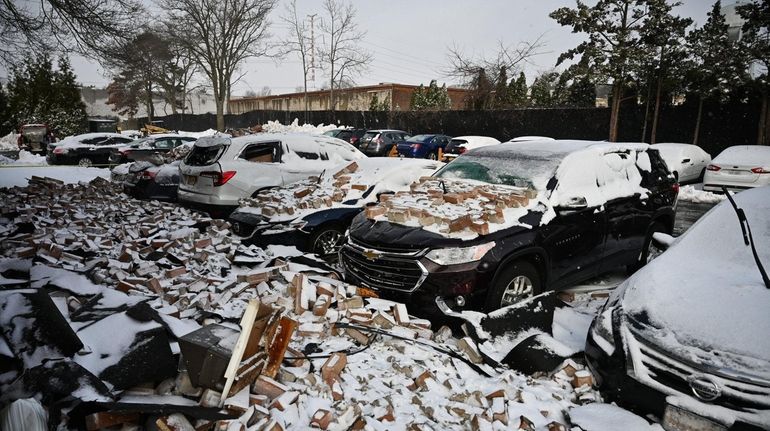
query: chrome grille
632 335 770 411
340 243 426 292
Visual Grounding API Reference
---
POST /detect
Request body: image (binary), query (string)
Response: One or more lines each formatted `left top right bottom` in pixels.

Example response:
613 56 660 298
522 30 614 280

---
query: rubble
0 177 605 430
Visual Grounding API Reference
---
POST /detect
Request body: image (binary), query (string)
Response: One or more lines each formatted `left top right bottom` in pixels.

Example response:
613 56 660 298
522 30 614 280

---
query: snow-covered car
585 186 770 430
47 133 135 167
108 134 197 165
703 145 770 193
178 134 366 212
121 161 182 201
508 136 555 143
650 143 711 184
342 140 679 315
442 136 501 161
229 158 443 257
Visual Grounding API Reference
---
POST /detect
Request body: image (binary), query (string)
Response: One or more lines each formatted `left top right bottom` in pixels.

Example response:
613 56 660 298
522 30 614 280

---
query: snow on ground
261 119 348 134
678 184 726 203
0 132 18 151
570 404 663 430
0 150 47 166
0 166 109 188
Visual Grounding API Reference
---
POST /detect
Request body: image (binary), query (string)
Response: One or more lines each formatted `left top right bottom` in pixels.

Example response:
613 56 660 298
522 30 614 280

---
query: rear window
185 144 226 166
449 139 468 146
407 135 432 143
362 132 378 141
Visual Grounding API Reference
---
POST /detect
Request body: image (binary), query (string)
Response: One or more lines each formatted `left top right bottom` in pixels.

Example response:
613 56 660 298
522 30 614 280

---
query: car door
543 177 607 288
601 150 647 269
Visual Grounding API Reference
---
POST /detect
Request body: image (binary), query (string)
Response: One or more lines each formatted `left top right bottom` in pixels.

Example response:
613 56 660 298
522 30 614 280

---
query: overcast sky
23 0 715 96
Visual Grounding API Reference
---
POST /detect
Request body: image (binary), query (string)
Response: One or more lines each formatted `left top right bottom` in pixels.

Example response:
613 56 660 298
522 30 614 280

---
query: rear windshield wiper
722 187 770 289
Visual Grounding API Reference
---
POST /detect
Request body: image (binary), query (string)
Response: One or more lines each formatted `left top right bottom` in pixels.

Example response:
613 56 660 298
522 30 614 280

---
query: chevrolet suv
340 140 678 314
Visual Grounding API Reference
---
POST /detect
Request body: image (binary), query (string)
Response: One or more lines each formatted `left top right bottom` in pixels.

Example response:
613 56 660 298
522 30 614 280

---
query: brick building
227 83 471 114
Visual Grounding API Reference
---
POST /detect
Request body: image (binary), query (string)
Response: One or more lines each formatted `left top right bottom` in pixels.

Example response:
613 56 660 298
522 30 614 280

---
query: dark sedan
322 128 367 148
122 161 182 201
48 133 135 167
109 135 196 165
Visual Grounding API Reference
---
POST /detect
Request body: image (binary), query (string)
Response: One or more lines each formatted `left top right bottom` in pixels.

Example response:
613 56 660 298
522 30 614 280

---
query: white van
178 133 366 209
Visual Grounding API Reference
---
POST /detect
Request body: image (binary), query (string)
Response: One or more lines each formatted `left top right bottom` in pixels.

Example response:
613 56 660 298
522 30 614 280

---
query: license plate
184 175 197 185
662 405 726 431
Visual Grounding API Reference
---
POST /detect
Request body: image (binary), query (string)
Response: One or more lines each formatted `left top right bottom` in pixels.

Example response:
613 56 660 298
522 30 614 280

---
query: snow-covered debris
261 119 348 135
0 176 621 430
677 184 726 203
0 166 109 188
569 404 661 431
237 158 442 223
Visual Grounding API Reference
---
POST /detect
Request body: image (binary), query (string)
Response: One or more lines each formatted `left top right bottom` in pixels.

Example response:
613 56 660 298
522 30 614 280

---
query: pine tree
686 1 746 145
737 0 770 144
493 66 510 109
0 84 10 135
51 57 88 137
369 93 380 111
509 72 528 108
437 84 451 110
410 84 426 110
529 72 562 107
466 68 493 110
567 76 596 107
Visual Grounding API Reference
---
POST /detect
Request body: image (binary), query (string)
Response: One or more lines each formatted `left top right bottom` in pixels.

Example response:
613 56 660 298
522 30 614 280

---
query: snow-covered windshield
434 154 560 190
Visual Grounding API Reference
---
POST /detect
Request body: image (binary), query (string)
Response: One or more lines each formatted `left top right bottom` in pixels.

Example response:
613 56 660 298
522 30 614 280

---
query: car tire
309 224 346 258
630 222 667 272
428 151 438 160
485 260 542 312
78 157 93 167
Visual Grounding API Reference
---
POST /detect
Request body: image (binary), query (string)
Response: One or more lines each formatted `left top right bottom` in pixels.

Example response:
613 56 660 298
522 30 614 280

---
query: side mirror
651 232 675 251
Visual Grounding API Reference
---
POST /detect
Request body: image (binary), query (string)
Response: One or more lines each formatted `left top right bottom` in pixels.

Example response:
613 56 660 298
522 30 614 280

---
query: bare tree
445 38 546 84
318 0 372 115
0 0 142 65
281 0 312 121
156 40 200 115
161 0 276 130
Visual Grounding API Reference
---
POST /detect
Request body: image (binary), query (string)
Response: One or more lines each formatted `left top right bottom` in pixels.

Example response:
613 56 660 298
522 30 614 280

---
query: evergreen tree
410 84 426 110
466 68 493 110
509 72 528 108
493 66 511 109
369 93 380 111
737 0 770 144
686 1 746 145
0 84 10 135
551 0 649 141
6 54 87 138
567 76 597 107
529 72 562 107
437 84 451 110
411 80 450 110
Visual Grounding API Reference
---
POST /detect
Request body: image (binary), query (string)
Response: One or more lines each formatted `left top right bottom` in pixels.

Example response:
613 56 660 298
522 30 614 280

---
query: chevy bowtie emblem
362 249 380 261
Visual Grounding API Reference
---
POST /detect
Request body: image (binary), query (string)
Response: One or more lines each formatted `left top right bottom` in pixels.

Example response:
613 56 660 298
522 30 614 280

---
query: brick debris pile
237 162 364 222
0 177 601 430
364 177 539 238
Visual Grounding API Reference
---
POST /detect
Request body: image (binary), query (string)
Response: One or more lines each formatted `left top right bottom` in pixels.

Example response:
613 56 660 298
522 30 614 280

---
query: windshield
185 144 226 166
322 130 338 137
434 154 560 190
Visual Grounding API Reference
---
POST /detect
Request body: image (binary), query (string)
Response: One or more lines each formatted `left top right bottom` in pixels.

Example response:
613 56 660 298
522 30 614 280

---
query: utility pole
308 14 317 84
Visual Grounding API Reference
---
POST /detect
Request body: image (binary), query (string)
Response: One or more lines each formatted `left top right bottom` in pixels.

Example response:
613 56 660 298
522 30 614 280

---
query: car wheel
698 167 706 182
428 151 438 160
309 225 346 257
630 222 667 272
485 260 542 312
672 171 679 182
78 157 93 167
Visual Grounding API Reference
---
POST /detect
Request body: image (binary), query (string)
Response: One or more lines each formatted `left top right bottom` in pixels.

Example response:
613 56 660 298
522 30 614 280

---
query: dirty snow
0 166 110 188
569 403 661 430
0 151 47 166
678 184 726 203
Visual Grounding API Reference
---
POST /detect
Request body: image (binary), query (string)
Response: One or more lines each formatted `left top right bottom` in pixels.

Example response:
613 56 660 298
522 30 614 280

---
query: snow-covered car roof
621 186 770 380
713 145 770 166
508 136 555 142
57 133 134 149
469 139 649 158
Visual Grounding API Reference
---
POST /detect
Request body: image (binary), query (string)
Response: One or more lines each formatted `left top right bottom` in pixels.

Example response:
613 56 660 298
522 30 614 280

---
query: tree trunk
641 79 653 142
758 91 769 145
215 97 225 131
303 72 309 124
693 97 704 147
609 82 622 142
650 73 664 145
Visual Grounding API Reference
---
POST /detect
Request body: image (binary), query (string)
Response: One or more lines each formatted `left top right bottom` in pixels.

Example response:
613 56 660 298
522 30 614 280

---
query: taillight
750 167 769 174
672 183 679 194
350 136 359 144
411 143 422 150
53 147 65 154
200 170 236 186
459 147 467 154
377 137 384 145
141 170 157 180
120 148 131 154
706 164 721 171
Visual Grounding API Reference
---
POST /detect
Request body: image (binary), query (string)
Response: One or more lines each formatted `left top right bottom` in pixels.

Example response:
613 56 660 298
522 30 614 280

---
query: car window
114 137 134 144
338 131 352 140
641 149 671 187
239 142 280 163
155 139 173 149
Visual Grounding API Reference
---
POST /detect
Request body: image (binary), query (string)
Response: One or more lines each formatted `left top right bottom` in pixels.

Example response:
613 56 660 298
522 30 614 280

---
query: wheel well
651 215 674 234
251 186 276 198
495 249 549 288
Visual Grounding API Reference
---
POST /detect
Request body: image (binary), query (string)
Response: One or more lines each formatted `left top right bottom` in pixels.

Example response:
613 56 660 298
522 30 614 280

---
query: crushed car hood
621 186 770 381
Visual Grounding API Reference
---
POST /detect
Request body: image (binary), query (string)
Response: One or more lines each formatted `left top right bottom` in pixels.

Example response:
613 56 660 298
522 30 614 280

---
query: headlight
425 241 495 266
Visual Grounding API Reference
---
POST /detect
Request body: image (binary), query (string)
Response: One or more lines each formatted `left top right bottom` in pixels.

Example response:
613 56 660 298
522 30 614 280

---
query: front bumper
586 320 770 430
338 240 494 315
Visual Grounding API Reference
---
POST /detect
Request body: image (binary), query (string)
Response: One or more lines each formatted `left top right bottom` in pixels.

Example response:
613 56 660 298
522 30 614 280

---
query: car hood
348 210 540 250
621 186 770 380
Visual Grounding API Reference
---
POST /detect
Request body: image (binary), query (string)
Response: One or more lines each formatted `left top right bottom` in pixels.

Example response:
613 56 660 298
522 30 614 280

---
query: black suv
340 140 678 315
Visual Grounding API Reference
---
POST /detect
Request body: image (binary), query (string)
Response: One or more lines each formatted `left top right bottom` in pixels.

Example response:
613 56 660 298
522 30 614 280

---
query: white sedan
650 143 711 184
442 136 500 161
703 145 770 193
